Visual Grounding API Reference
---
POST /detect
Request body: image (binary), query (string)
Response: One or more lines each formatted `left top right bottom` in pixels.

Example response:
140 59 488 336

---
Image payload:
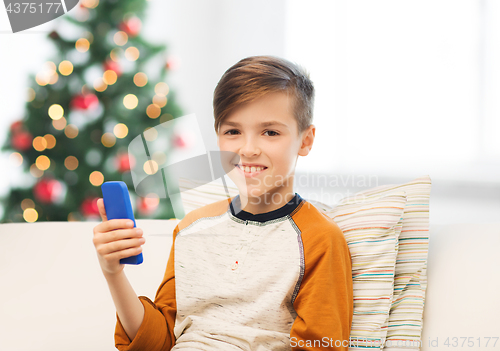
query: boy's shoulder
294 199 345 244
175 196 234 233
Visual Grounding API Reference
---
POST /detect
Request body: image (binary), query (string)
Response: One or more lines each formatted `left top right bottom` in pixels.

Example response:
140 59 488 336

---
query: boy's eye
224 129 240 135
264 130 279 136
223 129 279 136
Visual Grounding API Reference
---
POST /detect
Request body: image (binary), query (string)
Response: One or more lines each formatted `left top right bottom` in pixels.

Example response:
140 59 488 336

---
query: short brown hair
213 55 314 136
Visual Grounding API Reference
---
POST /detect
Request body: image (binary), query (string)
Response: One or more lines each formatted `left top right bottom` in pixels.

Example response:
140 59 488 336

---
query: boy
92 55 353 350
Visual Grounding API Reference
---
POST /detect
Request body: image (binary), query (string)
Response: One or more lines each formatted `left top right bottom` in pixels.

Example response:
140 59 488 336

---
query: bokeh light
52 116 67 130
30 164 43 178
146 104 161 119
123 94 138 109
155 82 169 96
160 113 173 125
103 70 117 85
110 48 122 62
144 127 158 141
125 47 140 61
143 160 158 175
113 31 128 46
36 155 50 171
58 60 74 76
33 136 48 152
64 124 79 139
23 208 38 222
133 72 148 87
44 134 56 149
26 88 36 102
65 156 79 171
89 171 104 186
48 104 64 120
45 61 56 73
81 0 99 9
36 72 50 86
152 95 167 108
35 61 57 86
93 77 107 92
113 123 128 138
48 72 59 85
75 38 90 52
101 132 116 147
9 152 23 167
21 198 35 210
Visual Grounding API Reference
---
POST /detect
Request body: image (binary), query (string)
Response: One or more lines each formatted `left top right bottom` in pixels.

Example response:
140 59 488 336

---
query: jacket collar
228 192 303 223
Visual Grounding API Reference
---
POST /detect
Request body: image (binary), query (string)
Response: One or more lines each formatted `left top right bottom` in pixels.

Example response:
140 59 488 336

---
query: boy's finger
97 198 108 222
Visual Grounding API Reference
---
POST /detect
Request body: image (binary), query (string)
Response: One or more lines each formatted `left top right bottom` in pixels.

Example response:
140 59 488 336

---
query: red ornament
71 93 99 110
48 30 60 40
137 196 159 215
165 56 179 71
103 60 122 76
10 120 24 132
80 197 100 218
115 153 135 173
172 131 193 148
33 178 63 204
11 130 33 151
119 16 142 37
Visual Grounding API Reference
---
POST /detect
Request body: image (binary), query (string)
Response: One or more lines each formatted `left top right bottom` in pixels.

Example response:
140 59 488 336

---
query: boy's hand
92 198 145 276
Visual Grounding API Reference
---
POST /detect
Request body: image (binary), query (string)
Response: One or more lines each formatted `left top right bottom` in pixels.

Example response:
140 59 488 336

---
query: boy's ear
299 124 316 156
298 124 315 156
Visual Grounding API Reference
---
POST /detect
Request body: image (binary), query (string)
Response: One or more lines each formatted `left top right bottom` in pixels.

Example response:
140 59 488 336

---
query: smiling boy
218 90 308 214
95 55 353 351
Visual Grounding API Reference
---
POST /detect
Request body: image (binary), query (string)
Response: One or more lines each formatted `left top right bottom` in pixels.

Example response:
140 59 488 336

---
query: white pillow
178 177 239 216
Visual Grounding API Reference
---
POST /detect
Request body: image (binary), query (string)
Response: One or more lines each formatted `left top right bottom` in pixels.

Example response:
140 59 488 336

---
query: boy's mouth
234 164 268 176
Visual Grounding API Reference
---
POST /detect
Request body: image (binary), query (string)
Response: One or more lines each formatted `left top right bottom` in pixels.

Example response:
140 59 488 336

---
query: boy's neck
237 190 296 215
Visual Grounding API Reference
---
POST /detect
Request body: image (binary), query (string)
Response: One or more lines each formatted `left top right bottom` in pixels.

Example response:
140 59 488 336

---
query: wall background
1 0 499 224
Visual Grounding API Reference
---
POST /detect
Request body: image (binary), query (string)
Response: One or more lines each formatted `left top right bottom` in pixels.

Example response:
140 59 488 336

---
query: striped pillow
338 175 431 350
325 193 407 350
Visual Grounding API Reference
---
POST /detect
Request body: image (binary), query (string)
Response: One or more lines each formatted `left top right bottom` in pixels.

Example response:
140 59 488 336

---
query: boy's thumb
97 198 108 222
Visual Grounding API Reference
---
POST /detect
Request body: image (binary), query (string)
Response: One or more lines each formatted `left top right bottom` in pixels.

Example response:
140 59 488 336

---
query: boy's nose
240 138 261 157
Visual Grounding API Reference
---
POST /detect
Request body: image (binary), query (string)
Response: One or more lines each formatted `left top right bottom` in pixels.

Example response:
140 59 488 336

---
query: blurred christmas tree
1 0 186 222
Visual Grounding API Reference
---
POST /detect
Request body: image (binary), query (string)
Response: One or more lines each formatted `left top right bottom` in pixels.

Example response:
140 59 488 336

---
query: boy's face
217 91 315 205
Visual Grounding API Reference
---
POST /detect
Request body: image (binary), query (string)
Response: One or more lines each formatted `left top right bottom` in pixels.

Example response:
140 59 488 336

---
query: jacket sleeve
290 220 353 351
114 224 179 351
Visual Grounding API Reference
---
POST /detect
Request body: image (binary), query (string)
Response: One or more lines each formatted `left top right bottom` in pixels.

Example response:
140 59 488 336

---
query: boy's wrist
103 268 125 281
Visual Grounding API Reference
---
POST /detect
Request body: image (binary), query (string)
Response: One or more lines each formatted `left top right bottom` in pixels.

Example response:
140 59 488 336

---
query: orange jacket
115 193 353 350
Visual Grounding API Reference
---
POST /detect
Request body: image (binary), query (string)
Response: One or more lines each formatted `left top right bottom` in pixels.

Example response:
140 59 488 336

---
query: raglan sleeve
290 220 353 351
114 224 180 351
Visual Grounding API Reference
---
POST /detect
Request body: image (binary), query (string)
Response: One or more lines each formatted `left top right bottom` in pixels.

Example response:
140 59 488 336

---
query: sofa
1 218 499 351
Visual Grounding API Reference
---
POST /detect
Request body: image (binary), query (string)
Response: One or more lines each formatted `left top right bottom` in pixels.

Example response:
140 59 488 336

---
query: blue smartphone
101 181 143 265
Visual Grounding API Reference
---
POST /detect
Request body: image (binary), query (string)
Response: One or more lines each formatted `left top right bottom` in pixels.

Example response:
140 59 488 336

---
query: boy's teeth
239 165 265 173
